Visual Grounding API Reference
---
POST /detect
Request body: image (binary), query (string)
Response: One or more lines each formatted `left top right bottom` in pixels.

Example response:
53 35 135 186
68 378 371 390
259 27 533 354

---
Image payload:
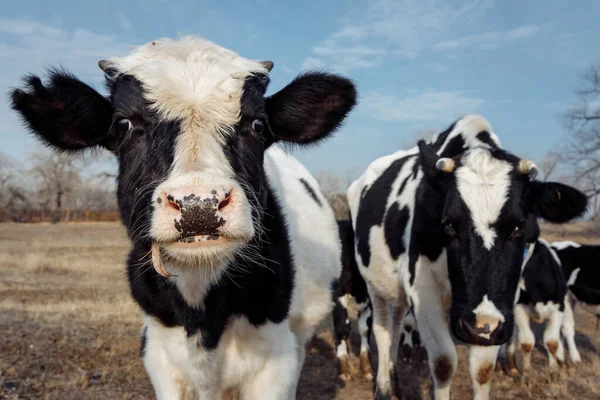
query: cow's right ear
10 70 113 152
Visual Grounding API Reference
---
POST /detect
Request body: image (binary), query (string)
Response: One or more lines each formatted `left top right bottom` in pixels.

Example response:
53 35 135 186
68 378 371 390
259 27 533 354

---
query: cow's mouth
175 234 225 245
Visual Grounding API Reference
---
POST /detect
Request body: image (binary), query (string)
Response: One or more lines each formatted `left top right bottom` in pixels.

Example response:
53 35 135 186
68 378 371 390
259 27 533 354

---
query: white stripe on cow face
105 37 269 177
455 149 513 250
472 295 505 322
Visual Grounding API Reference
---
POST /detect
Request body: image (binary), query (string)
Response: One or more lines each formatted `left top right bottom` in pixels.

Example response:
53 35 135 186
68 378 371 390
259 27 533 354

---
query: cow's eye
509 222 524 240
444 221 456 238
251 119 265 135
117 118 133 135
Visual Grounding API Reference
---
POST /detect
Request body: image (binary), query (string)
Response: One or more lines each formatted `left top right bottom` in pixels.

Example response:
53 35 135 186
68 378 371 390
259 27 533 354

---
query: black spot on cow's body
397 176 410 196
384 203 410 260
518 240 567 312
299 178 322 207
554 244 600 304
355 155 414 267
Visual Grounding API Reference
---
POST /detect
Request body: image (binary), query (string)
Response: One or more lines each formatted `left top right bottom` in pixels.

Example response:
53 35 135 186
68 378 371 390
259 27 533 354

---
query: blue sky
1 0 598 178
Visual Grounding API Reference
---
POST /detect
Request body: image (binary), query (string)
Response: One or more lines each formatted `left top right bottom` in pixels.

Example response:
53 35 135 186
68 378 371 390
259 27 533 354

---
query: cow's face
419 142 587 345
11 36 356 271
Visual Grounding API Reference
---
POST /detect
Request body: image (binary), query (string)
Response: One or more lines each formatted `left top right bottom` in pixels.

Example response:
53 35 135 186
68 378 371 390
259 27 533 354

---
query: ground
1 222 599 400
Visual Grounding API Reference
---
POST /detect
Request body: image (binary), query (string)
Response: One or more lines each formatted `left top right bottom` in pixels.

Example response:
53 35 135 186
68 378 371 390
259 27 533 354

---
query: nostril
163 194 180 212
218 192 232 211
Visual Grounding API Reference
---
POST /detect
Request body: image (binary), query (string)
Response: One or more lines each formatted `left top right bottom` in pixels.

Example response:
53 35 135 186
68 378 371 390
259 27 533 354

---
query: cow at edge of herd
9 35 600 400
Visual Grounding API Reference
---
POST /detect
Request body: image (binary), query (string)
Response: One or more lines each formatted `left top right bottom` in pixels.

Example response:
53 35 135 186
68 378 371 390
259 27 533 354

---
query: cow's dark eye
509 223 523 240
251 119 265 135
444 221 456 238
117 118 133 135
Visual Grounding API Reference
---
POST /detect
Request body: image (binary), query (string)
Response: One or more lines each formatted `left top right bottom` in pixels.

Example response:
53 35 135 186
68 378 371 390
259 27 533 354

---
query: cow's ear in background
528 181 588 223
11 69 113 152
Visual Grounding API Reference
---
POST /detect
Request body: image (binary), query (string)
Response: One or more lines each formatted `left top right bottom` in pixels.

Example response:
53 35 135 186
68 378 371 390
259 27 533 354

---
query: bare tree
28 150 82 222
317 170 352 220
538 151 562 181
560 63 600 219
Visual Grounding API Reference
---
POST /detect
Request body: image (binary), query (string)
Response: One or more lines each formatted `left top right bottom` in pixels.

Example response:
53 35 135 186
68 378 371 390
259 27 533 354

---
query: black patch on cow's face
102 76 180 243
355 155 416 267
384 203 410 260
475 131 498 149
430 121 456 152
299 178 322 207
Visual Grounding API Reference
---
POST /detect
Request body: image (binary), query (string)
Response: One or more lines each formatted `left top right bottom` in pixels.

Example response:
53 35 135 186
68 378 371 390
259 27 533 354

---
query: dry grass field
1 222 599 399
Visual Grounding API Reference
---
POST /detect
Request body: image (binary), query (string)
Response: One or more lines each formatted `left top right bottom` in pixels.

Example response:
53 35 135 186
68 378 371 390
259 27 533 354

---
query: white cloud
302 0 495 73
301 57 327 71
361 90 485 121
434 24 543 51
280 64 294 75
116 11 133 31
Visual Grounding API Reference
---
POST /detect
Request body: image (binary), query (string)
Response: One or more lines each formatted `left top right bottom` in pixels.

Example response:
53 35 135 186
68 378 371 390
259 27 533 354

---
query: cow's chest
144 315 296 395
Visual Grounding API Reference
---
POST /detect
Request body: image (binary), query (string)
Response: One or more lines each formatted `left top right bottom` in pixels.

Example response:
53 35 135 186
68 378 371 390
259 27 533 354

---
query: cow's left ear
528 181 588 223
265 72 357 145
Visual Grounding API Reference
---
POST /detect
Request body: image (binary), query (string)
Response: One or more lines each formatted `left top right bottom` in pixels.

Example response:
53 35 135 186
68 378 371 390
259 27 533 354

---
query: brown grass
1 222 599 399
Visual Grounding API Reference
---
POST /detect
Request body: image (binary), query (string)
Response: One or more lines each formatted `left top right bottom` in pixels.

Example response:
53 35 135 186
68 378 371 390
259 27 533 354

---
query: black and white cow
11 36 357 399
347 115 588 400
333 219 373 381
552 241 600 361
505 237 571 380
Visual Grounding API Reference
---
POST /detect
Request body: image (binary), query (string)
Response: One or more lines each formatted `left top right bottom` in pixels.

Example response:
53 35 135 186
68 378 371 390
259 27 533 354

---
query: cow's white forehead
455 148 513 250
105 36 269 176
104 36 268 127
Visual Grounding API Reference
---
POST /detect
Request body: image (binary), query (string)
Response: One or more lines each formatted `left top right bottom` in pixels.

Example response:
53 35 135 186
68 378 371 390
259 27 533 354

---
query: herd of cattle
9 35 599 400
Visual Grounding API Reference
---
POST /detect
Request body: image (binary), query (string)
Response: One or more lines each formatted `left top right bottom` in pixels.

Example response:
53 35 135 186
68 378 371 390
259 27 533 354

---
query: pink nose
156 188 233 237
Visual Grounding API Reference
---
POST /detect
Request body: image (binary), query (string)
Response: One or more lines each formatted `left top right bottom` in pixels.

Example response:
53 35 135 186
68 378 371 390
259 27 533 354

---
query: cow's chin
159 235 249 268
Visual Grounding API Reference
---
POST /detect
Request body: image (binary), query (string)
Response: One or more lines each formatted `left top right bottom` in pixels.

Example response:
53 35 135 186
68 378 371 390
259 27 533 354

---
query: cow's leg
333 294 353 381
413 274 457 400
243 327 299 400
371 293 394 400
505 329 519 377
543 309 565 382
143 322 205 400
389 304 406 397
514 304 535 377
562 294 581 364
357 300 374 380
468 345 500 400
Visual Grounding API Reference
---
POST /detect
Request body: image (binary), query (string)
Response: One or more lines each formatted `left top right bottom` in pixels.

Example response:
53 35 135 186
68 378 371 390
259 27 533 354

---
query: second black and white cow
11 36 356 399
552 241 600 327
348 115 588 400
333 219 373 381
506 237 571 380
